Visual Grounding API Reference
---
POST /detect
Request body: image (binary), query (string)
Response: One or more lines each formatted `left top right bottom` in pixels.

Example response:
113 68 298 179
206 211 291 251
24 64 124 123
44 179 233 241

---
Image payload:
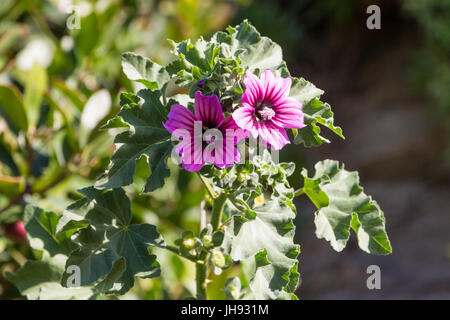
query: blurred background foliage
0 0 449 299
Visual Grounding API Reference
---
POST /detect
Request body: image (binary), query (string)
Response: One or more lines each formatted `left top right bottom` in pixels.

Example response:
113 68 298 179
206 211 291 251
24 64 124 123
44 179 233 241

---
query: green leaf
57 187 165 294
51 78 85 111
94 257 126 294
289 77 324 105
35 282 97 300
100 92 138 130
221 20 283 73
8 205 126 299
294 98 344 147
23 63 47 128
167 38 220 87
45 93 78 152
6 258 96 300
0 24 27 56
301 160 392 255
0 139 19 176
8 206 101 300
24 205 78 259
0 85 28 133
95 89 172 192
287 77 343 147
223 200 299 299
121 52 170 90
7 256 124 300
0 175 25 198
75 13 99 56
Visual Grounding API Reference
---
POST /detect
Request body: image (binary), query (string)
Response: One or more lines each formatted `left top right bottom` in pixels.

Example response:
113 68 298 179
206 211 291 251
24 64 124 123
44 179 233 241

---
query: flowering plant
8 21 391 300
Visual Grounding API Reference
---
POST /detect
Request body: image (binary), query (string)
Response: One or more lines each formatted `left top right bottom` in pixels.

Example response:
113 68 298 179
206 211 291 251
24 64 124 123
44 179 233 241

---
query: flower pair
163 69 305 172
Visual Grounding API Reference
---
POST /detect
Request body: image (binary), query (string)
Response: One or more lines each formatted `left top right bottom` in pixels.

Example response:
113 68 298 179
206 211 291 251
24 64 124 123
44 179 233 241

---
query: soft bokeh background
0 0 449 299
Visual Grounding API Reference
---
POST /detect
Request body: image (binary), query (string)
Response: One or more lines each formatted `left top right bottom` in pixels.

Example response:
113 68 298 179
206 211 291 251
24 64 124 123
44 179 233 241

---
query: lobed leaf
95 89 172 192
223 200 299 299
57 187 165 294
24 206 78 259
294 98 344 147
6 258 96 300
301 160 392 254
121 52 170 90
7 206 101 300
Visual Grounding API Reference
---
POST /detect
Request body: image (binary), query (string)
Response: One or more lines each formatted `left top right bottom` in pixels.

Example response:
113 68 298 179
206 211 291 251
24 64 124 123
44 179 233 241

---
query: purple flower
164 91 246 172
232 69 305 150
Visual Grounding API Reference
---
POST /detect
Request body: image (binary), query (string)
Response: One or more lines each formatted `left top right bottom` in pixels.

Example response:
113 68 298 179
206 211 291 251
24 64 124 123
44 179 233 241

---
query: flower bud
202 234 212 248
183 238 195 249
211 251 226 269
3 221 27 243
238 172 250 183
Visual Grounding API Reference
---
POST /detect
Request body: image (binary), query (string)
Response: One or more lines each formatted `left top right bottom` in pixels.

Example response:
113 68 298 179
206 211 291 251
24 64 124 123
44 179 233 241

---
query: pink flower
164 91 245 172
232 69 305 150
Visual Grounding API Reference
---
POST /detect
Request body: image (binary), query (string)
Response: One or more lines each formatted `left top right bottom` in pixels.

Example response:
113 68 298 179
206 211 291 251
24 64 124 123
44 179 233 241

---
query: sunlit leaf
223 200 299 299
218 20 283 73
23 63 47 129
301 160 392 254
0 174 25 197
122 52 170 90
294 98 344 147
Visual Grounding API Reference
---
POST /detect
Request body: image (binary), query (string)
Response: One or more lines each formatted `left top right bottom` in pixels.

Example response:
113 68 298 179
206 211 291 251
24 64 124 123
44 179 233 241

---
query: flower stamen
256 106 276 121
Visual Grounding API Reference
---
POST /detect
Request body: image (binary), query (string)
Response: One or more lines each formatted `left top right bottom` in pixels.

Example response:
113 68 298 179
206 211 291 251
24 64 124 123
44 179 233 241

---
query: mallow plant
8 21 391 300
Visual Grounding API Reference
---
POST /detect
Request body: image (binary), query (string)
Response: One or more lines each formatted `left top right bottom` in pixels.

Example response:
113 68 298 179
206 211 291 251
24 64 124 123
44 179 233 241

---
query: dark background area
237 0 450 299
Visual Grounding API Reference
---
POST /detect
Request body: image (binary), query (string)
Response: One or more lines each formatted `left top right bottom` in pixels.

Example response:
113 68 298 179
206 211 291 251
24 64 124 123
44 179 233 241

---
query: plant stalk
210 193 227 231
195 259 208 300
196 191 227 300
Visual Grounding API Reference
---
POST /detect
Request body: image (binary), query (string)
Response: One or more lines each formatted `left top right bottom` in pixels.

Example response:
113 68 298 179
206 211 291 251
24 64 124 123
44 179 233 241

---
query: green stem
195 260 208 300
164 245 204 264
211 193 227 231
196 192 227 300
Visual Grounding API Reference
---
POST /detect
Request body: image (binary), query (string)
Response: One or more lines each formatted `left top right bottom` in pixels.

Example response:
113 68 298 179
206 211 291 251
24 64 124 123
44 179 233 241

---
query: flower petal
220 116 249 143
180 140 204 172
271 98 305 129
182 162 205 172
163 104 195 133
257 122 290 150
194 91 224 127
260 69 291 104
232 104 256 132
242 72 264 105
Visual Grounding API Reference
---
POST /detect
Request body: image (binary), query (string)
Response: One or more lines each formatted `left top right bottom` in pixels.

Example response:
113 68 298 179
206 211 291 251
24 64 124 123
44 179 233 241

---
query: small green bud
202 234 213 248
238 172 250 182
212 251 226 268
183 238 194 249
